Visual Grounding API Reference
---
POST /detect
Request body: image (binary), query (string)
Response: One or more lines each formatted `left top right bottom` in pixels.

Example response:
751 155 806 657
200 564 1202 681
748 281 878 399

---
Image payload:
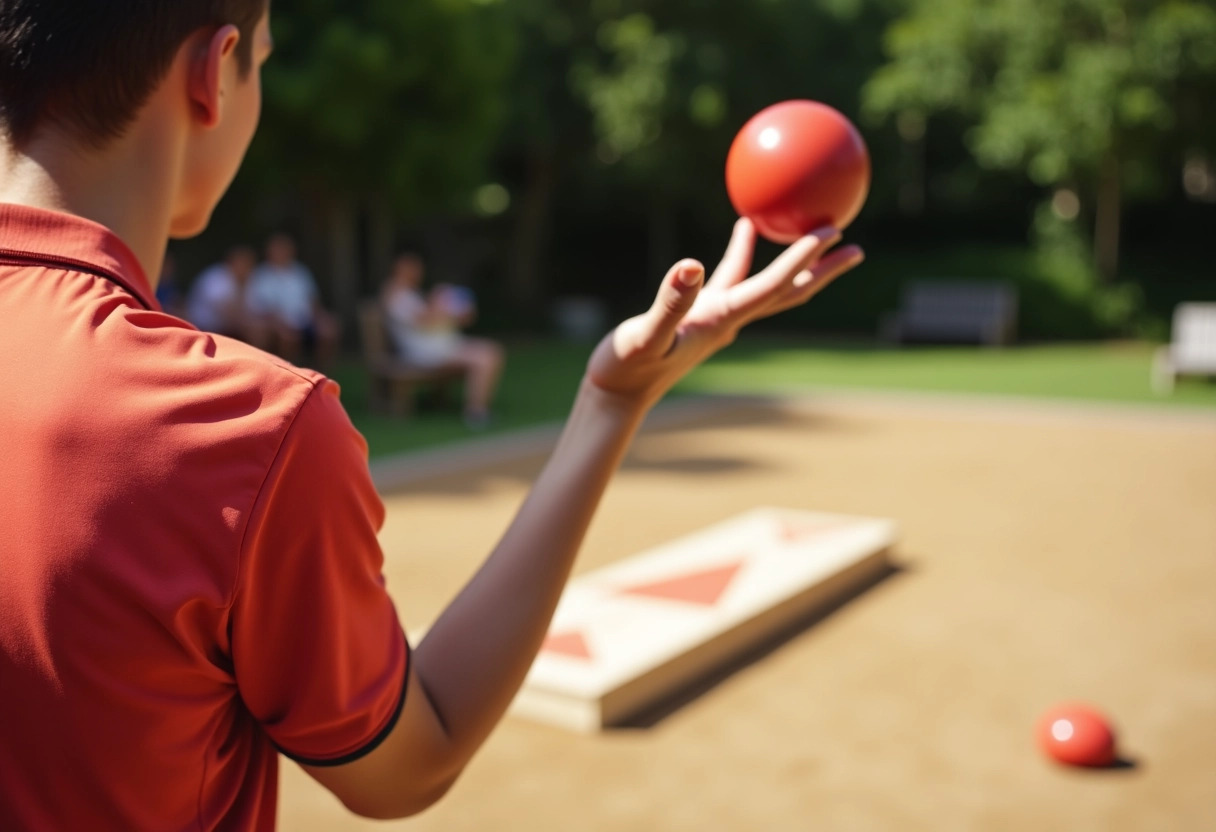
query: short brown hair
0 1 268 148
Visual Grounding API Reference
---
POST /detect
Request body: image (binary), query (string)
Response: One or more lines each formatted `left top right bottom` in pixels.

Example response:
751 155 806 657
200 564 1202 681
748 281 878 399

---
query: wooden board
510 507 897 732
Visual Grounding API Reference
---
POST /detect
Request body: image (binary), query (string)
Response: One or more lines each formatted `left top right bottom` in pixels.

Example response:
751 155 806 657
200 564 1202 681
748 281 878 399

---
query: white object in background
1154 303 1216 393
511 507 897 733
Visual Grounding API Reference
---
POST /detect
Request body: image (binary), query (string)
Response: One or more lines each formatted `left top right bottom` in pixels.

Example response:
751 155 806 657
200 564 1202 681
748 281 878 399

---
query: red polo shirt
0 205 409 831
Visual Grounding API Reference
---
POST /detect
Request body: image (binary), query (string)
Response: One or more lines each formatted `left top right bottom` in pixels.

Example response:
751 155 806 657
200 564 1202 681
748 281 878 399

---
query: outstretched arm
304 220 863 818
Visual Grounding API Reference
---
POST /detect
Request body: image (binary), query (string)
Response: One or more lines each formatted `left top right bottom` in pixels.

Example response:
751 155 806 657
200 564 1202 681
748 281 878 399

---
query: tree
547 0 892 286
240 0 515 318
864 0 1216 281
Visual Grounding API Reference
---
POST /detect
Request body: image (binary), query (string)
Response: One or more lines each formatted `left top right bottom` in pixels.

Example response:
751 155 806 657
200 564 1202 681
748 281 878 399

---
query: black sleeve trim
276 630 411 768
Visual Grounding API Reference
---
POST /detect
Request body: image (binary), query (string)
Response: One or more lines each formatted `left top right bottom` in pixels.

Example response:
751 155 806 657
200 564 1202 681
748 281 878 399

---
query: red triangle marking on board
619 561 745 607
778 519 854 544
541 631 593 660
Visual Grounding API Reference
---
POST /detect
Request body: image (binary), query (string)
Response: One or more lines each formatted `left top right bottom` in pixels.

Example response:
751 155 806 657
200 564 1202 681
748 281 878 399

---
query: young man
0 3 863 831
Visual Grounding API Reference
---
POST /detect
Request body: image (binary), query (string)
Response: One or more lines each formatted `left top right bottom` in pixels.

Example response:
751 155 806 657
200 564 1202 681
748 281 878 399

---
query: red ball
1037 704 1117 767
725 100 871 244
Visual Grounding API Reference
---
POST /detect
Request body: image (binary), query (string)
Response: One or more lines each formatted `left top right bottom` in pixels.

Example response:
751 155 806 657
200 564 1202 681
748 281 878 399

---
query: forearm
304 223 863 820
413 379 647 763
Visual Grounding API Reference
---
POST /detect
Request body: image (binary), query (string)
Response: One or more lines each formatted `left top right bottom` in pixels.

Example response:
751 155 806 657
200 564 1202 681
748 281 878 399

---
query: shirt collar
0 202 157 309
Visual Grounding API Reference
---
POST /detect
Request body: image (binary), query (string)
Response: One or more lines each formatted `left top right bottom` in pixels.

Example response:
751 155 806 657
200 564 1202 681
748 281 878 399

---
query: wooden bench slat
358 301 469 417
882 280 1018 346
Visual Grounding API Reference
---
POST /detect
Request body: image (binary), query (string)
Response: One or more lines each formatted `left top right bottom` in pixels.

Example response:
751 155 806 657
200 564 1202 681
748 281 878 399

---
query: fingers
706 218 757 291
638 258 704 355
726 225 840 319
762 245 865 319
759 225 841 284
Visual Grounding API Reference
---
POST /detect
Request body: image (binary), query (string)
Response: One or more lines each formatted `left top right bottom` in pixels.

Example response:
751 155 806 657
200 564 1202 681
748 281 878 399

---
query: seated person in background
381 253 504 429
186 245 257 338
155 252 184 317
246 233 340 369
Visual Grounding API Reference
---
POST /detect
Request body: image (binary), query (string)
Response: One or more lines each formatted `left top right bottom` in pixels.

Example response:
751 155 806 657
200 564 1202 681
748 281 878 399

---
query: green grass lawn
331 338 1216 460
679 339 1216 404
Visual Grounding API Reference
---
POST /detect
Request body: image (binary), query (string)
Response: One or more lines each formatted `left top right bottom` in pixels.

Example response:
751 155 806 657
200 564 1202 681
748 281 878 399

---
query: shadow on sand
609 558 915 731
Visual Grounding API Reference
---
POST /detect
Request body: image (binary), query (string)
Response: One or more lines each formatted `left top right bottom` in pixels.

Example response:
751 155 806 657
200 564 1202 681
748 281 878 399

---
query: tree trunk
897 112 927 216
367 197 396 296
1094 153 1122 283
647 191 678 281
508 150 556 314
326 196 360 339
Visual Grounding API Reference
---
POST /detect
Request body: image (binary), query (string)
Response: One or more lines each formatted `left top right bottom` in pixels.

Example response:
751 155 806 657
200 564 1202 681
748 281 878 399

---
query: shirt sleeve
230 379 408 766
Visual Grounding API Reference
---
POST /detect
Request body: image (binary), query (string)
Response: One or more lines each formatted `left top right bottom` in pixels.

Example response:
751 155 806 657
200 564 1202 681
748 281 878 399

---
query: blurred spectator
186 246 257 338
155 252 184 317
381 253 504 429
246 233 340 369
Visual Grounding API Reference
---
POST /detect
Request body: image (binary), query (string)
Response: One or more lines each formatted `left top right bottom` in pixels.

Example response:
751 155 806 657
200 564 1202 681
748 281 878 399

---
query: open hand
586 219 863 409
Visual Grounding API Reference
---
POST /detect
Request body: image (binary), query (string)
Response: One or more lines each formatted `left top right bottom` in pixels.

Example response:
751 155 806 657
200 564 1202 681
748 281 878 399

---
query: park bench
880 280 1018 346
357 301 466 417
1153 303 1216 393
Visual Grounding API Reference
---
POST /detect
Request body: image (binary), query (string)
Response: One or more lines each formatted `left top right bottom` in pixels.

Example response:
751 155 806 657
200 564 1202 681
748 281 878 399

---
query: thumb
642 259 704 353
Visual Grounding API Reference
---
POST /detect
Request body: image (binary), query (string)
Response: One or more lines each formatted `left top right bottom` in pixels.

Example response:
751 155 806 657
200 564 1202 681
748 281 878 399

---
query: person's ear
188 25 242 129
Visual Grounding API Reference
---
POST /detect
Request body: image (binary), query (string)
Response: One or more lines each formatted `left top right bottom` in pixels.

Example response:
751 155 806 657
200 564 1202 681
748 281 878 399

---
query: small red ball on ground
725 100 871 244
1037 703 1117 767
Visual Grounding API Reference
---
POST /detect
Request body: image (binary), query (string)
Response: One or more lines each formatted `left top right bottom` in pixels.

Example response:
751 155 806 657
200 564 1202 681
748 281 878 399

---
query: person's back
0 6 411 829
0 206 406 830
0 207 286 827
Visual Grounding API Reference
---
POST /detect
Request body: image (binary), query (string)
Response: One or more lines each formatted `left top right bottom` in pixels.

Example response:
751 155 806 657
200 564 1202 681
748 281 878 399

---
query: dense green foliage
864 0 1216 332
250 0 513 212
178 0 1215 340
866 0 1216 191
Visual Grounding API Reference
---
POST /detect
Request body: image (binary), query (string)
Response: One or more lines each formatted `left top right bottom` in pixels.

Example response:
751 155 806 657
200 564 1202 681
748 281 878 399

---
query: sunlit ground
280 390 1216 832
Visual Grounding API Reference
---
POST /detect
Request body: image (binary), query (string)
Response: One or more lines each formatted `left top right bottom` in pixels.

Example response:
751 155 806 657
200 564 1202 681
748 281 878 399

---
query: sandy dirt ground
278 393 1216 831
